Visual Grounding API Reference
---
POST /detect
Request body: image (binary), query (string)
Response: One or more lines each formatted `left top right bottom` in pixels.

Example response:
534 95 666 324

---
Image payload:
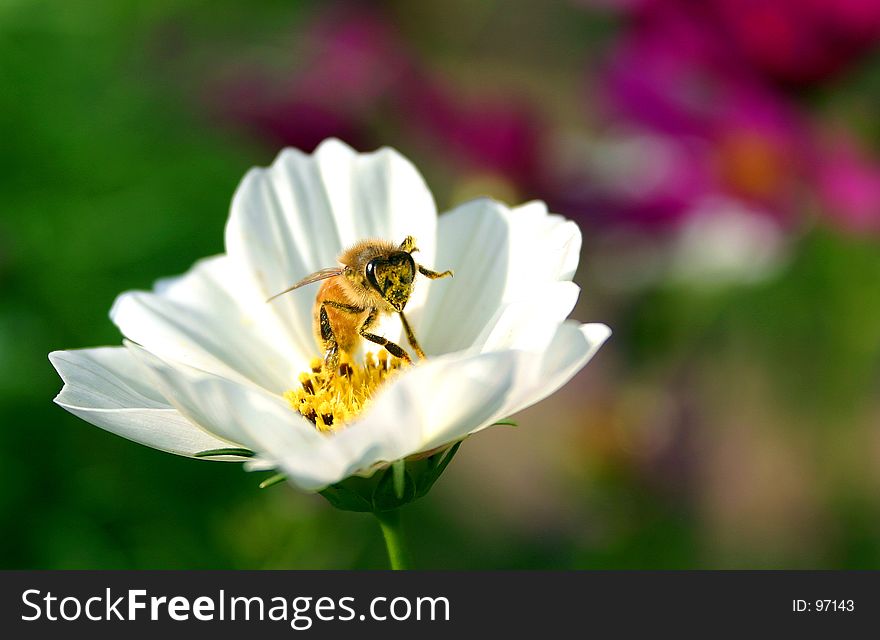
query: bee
267 236 453 374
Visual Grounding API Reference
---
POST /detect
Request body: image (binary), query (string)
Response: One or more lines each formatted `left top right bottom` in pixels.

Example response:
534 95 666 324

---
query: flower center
719 130 786 199
285 350 407 432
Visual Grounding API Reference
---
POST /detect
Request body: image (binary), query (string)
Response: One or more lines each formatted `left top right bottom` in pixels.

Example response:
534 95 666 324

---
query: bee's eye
365 258 382 293
365 253 415 297
394 253 416 284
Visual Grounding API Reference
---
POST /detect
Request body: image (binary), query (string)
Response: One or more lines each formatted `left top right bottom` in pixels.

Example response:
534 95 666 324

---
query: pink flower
209 4 546 194
211 6 414 152
585 3 880 237
587 0 880 85
816 138 880 233
709 0 880 85
585 6 810 227
398 80 544 190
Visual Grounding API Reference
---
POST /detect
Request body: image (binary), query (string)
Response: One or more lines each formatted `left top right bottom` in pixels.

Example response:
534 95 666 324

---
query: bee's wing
266 268 344 302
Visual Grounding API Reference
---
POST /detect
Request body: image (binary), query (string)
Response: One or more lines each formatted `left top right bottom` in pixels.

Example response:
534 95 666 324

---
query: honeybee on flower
49 139 610 501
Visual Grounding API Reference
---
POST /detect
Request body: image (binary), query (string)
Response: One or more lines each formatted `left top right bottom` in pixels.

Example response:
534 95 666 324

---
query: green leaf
493 419 518 427
194 448 255 458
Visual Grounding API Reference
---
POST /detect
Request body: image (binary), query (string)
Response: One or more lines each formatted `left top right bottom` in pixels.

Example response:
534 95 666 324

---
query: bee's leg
417 265 453 279
317 304 340 374
399 311 426 360
398 236 418 253
319 300 364 375
359 308 412 363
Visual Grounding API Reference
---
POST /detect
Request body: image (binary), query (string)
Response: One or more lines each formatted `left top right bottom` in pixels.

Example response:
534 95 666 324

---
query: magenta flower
588 0 880 85
585 6 810 228
575 0 880 264
708 0 880 85
815 137 880 233
210 4 546 194
211 6 414 152
397 79 544 191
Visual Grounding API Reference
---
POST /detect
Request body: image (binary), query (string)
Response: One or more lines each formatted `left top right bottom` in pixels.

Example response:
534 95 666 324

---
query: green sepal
415 441 461 497
373 465 416 511
258 473 286 489
319 479 375 512
492 419 518 427
318 440 464 513
392 460 406 499
194 447 255 458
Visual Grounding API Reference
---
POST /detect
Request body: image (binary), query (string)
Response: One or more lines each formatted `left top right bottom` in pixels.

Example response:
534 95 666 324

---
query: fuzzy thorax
285 350 407 432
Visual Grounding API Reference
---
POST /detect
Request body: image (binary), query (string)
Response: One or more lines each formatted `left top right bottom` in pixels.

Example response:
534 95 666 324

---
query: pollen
285 350 407 432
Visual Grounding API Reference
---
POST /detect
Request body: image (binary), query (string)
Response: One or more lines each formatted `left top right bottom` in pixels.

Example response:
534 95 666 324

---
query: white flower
49 139 610 492
666 197 788 288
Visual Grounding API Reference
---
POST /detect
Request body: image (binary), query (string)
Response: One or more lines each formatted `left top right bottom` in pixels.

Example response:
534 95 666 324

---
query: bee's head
365 251 416 312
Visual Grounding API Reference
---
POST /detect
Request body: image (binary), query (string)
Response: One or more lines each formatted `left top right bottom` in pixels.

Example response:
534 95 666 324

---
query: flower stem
374 509 410 570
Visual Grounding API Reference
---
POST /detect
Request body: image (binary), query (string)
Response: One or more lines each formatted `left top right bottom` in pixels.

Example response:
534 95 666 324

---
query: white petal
111 255 301 394
126 341 516 490
497 321 611 420
418 198 581 355
286 322 606 487
49 347 239 458
471 281 581 353
359 321 611 455
225 139 438 360
222 384 373 490
414 199 509 355
115 320 609 490
126 342 364 490
125 343 304 448
505 200 582 283
312 350 522 481
198 350 519 490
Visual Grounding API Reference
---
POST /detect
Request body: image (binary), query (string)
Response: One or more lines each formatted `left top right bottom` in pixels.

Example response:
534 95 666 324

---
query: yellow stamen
285 350 408 432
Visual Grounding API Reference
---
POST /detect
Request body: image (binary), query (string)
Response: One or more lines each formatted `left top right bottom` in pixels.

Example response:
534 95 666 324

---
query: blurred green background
3 0 880 568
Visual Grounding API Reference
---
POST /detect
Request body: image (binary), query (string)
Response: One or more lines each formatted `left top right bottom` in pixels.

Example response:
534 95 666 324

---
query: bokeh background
3 0 880 568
